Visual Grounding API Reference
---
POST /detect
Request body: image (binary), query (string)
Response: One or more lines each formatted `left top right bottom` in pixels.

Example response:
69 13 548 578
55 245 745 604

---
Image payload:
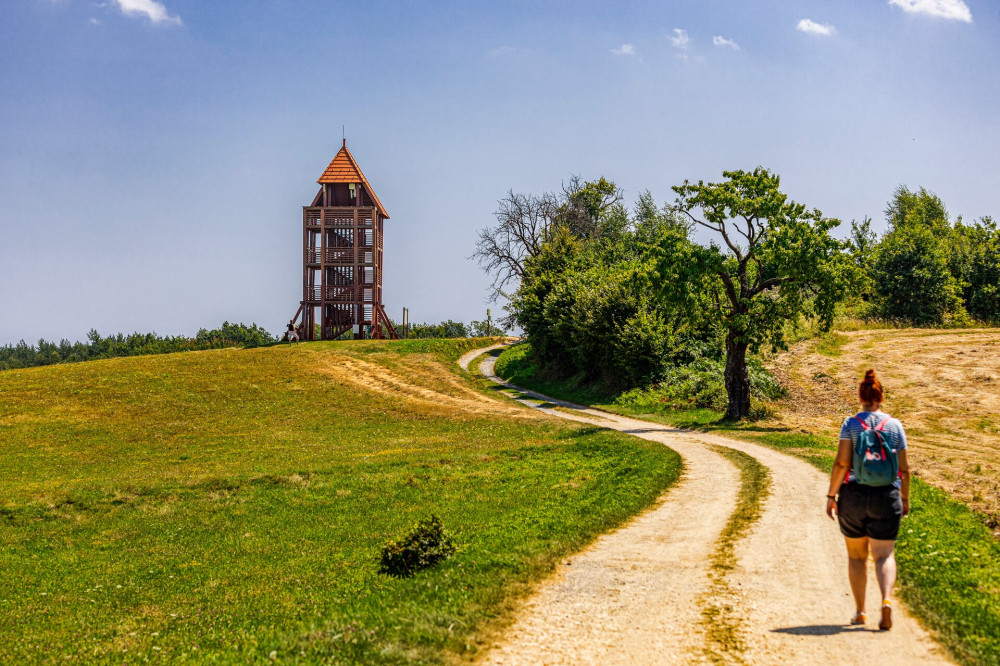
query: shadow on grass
558 427 607 439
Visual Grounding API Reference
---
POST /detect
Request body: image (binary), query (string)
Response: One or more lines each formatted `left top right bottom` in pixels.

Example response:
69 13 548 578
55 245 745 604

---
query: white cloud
712 35 740 50
89 17 101 25
888 0 972 22
112 0 181 25
611 43 635 56
796 19 836 36
670 28 691 50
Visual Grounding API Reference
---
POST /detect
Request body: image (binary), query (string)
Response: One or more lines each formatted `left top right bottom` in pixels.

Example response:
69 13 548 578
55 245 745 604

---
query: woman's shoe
879 600 892 630
850 611 867 626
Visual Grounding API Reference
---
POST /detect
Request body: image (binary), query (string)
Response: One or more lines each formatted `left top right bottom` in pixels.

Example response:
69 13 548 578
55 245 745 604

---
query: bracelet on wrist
826 495 836 500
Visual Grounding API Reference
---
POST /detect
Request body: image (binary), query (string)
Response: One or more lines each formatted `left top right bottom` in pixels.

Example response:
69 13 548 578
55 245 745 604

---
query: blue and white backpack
852 416 899 487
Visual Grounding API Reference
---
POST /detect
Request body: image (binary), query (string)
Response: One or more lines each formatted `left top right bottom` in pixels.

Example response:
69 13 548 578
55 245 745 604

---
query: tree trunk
724 329 751 420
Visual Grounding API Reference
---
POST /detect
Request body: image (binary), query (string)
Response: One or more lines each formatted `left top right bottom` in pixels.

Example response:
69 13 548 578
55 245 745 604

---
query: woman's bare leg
845 536 869 614
870 538 897 602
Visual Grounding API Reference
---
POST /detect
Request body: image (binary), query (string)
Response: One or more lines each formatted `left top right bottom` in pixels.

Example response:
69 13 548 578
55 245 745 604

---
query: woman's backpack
852 416 899 487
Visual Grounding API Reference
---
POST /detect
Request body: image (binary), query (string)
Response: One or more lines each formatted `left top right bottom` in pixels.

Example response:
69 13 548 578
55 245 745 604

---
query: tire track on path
460 346 954 665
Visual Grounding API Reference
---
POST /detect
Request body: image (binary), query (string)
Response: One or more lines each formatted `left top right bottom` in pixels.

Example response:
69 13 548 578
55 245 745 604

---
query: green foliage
0 322 276 372
399 319 508 339
615 358 785 412
672 167 854 354
496 171 998 421
404 319 470 338
511 186 722 387
468 318 506 337
885 185 951 237
492 341 537 383
555 175 624 239
949 218 1000 323
379 515 456 578
865 186 999 325
494 343 784 425
896 479 1000 664
870 187 968 324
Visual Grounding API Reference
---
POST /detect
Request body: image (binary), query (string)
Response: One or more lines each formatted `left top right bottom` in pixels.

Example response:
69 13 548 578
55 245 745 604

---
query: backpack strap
875 416 892 432
854 416 870 430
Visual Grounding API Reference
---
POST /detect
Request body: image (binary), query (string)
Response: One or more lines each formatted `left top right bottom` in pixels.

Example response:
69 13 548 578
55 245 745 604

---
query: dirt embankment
770 328 1000 525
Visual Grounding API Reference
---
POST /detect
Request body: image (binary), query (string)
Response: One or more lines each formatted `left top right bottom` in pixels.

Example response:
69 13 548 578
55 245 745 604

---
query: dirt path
462 347 953 665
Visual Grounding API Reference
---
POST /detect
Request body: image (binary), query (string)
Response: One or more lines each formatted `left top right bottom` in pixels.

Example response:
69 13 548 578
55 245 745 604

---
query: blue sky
1 0 996 345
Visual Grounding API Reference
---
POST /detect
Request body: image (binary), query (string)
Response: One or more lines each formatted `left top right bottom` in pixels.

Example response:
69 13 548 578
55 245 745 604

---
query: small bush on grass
379 515 456 578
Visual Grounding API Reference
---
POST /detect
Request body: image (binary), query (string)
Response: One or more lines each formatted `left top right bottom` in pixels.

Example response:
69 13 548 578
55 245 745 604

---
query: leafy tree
468 319 506 337
842 216 879 309
871 223 965 324
870 186 968 324
949 217 1000 322
511 226 583 372
511 188 721 386
885 185 950 237
673 167 853 420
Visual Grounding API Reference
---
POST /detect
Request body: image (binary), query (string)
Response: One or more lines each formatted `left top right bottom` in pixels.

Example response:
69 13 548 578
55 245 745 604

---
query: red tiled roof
317 141 389 219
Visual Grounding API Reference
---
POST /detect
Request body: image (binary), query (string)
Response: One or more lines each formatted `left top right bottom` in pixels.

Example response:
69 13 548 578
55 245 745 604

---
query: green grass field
495 342 1000 665
0 339 682 664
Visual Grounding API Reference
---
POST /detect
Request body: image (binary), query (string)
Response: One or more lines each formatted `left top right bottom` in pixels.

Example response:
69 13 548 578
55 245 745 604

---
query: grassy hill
0 339 682 664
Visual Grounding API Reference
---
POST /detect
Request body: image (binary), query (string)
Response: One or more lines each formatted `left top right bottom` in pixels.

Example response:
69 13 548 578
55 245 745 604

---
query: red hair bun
859 368 883 405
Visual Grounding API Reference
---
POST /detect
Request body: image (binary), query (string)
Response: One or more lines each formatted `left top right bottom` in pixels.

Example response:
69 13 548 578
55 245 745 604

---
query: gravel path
462 347 954 665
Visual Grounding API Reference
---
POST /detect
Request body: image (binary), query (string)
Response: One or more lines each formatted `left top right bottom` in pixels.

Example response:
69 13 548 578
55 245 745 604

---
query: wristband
826 495 836 500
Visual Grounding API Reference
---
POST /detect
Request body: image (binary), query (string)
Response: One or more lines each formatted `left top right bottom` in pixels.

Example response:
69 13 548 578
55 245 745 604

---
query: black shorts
837 483 903 540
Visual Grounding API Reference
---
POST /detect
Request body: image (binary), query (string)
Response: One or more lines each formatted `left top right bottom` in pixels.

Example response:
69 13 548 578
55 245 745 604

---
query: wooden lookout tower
292 141 398 340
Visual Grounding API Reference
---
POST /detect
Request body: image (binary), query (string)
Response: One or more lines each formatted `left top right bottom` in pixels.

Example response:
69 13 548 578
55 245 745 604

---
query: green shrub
614 358 784 412
378 515 456 578
871 222 966 325
492 342 536 384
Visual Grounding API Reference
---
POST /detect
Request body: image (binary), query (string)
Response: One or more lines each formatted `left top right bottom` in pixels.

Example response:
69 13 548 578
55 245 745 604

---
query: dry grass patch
770 327 1000 523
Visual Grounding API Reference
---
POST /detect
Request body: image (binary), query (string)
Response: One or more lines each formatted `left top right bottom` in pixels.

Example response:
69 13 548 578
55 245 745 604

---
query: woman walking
826 369 911 630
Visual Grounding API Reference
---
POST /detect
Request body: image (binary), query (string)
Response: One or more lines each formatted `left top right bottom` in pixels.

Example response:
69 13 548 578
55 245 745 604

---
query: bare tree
472 190 557 300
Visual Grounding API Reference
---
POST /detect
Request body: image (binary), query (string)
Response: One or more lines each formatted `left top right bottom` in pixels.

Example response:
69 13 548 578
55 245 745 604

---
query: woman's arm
898 448 911 517
826 438 853 519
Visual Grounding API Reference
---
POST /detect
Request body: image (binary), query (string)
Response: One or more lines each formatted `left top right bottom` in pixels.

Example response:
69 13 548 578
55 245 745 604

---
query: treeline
475 173 1000 418
0 322 276 371
849 186 999 325
401 319 506 339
